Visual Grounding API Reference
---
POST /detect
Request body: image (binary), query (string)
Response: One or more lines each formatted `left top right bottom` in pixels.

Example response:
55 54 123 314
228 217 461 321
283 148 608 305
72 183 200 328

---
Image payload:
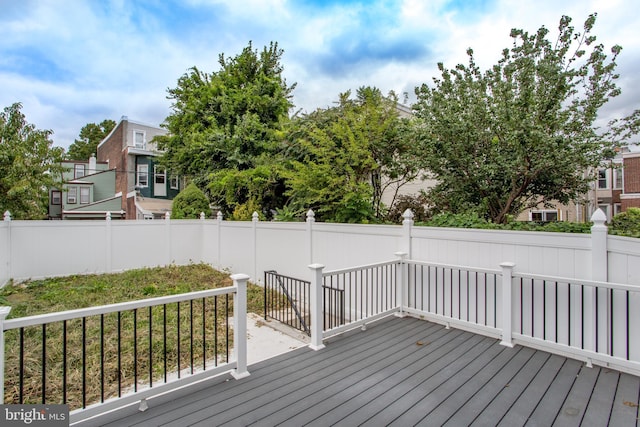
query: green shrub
171 183 210 219
610 208 640 238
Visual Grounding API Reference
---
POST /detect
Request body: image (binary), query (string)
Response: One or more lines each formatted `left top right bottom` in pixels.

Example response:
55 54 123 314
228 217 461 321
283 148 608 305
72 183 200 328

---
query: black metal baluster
202 297 206 370
177 302 181 378
117 311 121 397
82 317 86 407
101 314 105 401
133 309 138 391
62 321 67 404
149 306 153 387
42 323 46 404
163 304 167 382
190 300 194 374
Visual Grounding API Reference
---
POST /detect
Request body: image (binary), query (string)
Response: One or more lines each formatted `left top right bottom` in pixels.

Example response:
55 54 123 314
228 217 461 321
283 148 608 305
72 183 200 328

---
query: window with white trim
67 187 77 204
597 169 608 189
80 187 90 204
613 168 623 189
614 203 622 216
74 164 85 179
51 191 61 205
137 164 149 187
134 130 146 149
170 175 179 190
531 210 558 222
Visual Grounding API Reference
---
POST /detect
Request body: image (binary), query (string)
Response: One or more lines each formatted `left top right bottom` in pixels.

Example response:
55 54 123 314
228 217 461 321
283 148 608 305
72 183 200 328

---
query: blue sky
1 0 638 150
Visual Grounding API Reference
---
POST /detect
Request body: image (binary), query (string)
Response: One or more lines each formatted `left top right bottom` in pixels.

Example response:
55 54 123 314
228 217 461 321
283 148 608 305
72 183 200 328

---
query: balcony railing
0 274 250 424
308 255 640 377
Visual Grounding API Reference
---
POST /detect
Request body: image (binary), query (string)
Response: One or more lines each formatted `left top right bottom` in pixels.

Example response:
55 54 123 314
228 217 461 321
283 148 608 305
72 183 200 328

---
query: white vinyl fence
1 210 639 289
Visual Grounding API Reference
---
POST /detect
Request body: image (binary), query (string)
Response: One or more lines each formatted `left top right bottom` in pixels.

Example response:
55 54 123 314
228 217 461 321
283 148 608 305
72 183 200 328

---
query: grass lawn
0 264 273 409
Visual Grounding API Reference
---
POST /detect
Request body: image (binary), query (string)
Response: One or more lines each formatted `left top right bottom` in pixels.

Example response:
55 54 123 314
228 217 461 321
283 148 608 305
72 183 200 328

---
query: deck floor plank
608 372 640 426
582 369 620 426
441 346 537 426
553 364 601 426
75 316 639 427
261 324 468 426
497 354 566 426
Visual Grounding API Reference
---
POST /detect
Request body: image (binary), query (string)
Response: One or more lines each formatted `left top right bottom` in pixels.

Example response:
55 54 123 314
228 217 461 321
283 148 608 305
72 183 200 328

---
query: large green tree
157 42 294 218
66 119 116 160
0 103 64 219
283 87 418 222
413 14 622 223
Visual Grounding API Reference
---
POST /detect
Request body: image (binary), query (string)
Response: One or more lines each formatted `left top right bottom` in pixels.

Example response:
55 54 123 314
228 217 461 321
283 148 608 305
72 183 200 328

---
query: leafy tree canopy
413 14 623 224
0 103 64 219
66 119 116 160
171 182 210 219
157 41 295 219
283 87 419 222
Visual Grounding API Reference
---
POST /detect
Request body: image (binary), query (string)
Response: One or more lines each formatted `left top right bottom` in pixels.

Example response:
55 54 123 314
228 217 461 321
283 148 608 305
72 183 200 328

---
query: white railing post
401 209 414 258
0 306 12 403
230 273 250 379
306 209 315 265
500 262 515 348
590 208 609 356
216 211 223 269
308 263 325 350
394 252 408 317
252 212 259 283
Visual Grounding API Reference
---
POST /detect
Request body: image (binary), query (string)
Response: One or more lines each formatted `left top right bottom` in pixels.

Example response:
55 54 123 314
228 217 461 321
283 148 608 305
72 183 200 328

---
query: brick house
621 151 640 211
97 117 182 219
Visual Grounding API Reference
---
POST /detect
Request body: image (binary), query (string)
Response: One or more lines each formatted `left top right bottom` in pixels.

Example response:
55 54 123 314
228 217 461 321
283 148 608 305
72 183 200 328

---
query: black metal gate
264 271 345 335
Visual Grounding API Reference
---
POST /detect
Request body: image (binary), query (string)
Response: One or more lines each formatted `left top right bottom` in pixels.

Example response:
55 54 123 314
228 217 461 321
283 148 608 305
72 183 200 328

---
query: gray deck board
497 354 566 426
77 315 640 427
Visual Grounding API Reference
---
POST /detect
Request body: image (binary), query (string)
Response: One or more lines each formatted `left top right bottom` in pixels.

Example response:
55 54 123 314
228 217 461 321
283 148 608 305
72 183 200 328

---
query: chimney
89 154 97 174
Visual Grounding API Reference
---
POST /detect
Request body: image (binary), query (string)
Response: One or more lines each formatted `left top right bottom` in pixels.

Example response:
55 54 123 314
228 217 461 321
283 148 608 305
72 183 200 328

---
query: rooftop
79 316 640 427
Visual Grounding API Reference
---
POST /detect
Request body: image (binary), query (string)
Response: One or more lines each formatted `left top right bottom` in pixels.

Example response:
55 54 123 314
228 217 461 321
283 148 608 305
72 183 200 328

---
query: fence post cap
3 211 11 221
590 208 607 226
200 212 205 220
230 273 250 281
252 211 259 222
394 251 408 259
165 212 171 220
402 209 414 220
308 263 325 270
0 306 11 318
306 209 315 220
217 211 223 221
500 261 516 268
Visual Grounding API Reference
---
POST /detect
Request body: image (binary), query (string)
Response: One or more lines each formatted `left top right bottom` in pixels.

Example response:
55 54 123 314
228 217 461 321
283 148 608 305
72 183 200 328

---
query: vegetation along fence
0 274 250 424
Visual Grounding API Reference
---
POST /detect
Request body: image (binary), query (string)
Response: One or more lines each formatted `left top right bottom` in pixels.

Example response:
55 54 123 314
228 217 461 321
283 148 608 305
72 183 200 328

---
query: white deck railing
0 274 250 424
307 257 640 377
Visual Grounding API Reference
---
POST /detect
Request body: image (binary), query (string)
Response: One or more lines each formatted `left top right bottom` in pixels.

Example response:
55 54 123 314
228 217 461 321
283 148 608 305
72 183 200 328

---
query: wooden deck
79 316 639 427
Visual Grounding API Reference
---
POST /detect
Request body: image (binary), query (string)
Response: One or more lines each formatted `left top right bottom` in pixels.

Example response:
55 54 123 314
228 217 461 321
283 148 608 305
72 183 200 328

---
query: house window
137 164 149 187
67 187 77 204
74 164 85 179
597 169 608 189
614 203 622 216
80 187 90 204
614 168 623 189
134 131 146 149
170 175 179 190
531 210 558 222
51 191 61 205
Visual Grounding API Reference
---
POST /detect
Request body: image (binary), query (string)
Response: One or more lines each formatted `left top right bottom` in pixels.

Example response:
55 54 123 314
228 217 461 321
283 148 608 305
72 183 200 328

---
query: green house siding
135 156 180 200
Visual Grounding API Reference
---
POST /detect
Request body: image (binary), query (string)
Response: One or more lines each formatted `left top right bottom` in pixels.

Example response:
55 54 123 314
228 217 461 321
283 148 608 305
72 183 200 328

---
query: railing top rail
265 270 310 284
513 272 640 293
322 259 399 277
3 286 236 330
406 259 502 276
